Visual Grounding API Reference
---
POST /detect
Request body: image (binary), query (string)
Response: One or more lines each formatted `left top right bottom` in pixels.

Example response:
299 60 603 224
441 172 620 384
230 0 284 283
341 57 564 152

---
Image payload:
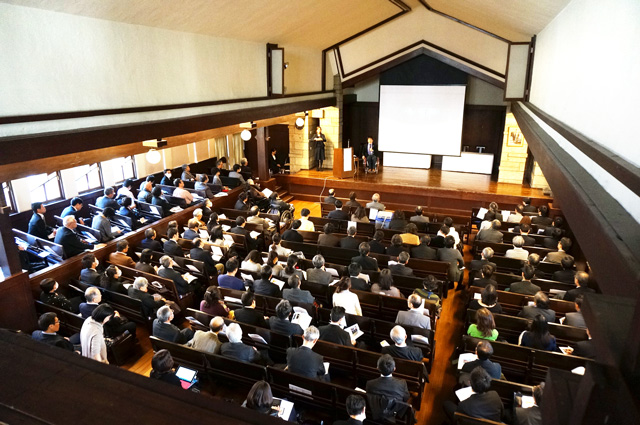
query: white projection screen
378 85 466 156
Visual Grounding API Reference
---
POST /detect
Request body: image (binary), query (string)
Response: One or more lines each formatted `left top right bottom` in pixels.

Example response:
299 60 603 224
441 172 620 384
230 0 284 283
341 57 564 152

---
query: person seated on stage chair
371 269 403 298
135 249 156 274
149 349 182 387
152 305 194 344
519 291 556 323
334 395 367 425
369 230 386 254
323 188 337 205
509 265 541 295
286 326 329 380
388 210 407 231
340 226 361 250
400 223 420 246
351 206 370 223
32 312 76 352
505 235 530 261
234 291 268 328
318 222 341 247
80 253 101 286
187 316 225 354
476 219 504 243
319 306 356 347
181 163 195 181
390 251 414 277
151 186 172 217
96 187 120 210
55 216 95 258
39 278 76 312
563 271 595 302
361 137 378 173
461 340 502 381
365 354 410 403
306 254 333 285
410 206 430 226
411 235 436 260
282 219 304 242
469 284 503 315
221 322 262 364
268 148 282 174
172 178 194 205
269 299 304 337
345 191 361 208
366 193 386 211
61 197 86 225
327 199 349 220
544 237 572 263
351 242 379 272
160 169 173 186
382 325 424 361
298 208 315 231
283 274 315 304
99 265 126 294
395 294 431 330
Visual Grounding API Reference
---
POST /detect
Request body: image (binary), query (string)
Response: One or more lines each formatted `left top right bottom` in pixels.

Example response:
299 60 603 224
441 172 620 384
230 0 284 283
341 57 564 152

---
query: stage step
282 195 294 203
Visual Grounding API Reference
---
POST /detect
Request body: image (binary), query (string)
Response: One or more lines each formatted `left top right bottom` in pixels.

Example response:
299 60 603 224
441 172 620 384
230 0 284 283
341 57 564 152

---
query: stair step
274 186 282 191
282 195 294 203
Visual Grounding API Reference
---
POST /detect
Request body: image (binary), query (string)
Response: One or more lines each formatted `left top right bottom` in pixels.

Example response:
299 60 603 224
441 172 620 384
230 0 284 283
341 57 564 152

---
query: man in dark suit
544 237 572 263
190 238 219 277
140 228 163 252
429 225 448 248
79 253 101 286
476 220 504 243
286 326 328 380
268 300 304 337
519 291 556 322
160 169 173 186
80 286 137 338
361 137 378 172
351 242 379 271
518 223 536 246
365 354 410 402
448 367 504 423
509 265 541 295
460 341 502 380
381 326 423 361
563 271 595 302
229 216 257 250
318 222 341 247
340 226 361 250
61 197 86 225
470 247 497 276
28 202 56 240
221 322 262 363
118 197 144 230
152 305 194 344
334 395 366 425
96 187 120 210
234 191 250 211
390 251 414 277
128 277 167 318
31 312 75 352
233 292 268 328
472 265 498 288
323 188 337 205
54 216 94 258
411 236 437 260
319 307 355 346
369 230 386 254
572 328 595 359
163 227 184 257
282 219 304 242
253 265 281 298
328 200 349 220
522 197 537 213
157 255 192 296
282 275 315 304
552 255 576 283
348 263 371 292
182 219 200 240
564 295 586 328
514 383 543 425
306 255 333 285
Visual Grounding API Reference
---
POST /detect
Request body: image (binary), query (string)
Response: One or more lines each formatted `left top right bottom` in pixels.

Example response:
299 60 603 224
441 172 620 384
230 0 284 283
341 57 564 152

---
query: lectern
333 147 354 179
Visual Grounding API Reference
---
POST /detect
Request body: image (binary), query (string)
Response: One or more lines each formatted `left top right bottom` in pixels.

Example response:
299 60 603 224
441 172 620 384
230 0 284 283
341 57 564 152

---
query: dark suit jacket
457 391 504 422
328 209 349 220
509 280 541 296
253 279 281 298
306 268 333 285
79 302 98 319
340 237 360 250
151 196 172 217
234 307 267 328
137 189 152 203
319 324 352 346
286 346 326 379
80 268 101 286
563 286 595 302
158 267 191 295
61 206 84 222
323 195 337 204
574 339 596 359
389 263 414 277
366 376 409 402
229 226 256 250
190 247 218 276
520 234 536 246
388 219 407 231
152 319 190 344
361 143 378 158
351 255 378 271
564 311 586 328
333 418 363 425
282 229 303 242
183 229 199 240
519 306 556 322
386 245 407 257
411 244 437 260
381 345 423 362
283 287 315 304
552 269 576 284
234 199 249 210
461 358 502 379
135 262 156 274
163 239 184 257
269 317 303 336
429 235 445 248
28 213 53 240
318 233 341 247
54 227 94 258
476 228 504 243
140 238 163 252
160 176 173 186
221 342 261 363
369 240 386 254
40 292 73 312
349 277 370 292
471 277 497 288
96 196 120 210
515 405 542 425
128 287 165 317
31 331 75 351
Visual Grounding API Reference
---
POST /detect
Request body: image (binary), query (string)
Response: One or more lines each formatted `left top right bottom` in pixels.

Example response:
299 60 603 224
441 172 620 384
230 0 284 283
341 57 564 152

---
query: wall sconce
284 62 289 69
240 129 252 141
146 149 161 164
295 117 305 130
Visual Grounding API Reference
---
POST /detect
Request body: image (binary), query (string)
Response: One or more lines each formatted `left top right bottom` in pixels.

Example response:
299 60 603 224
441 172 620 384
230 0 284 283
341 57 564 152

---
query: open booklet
291 307 312 330
345 324 364 340
455 386 475 401
270 278 286 290
457 352 478 369
272 398 295 420
182 273 198 283
186 264 200 273
169 206 183 213
248 333 268 344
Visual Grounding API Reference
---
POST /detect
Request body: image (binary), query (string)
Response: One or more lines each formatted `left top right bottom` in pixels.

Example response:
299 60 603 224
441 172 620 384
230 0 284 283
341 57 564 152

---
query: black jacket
234 307 268 328
381 345 423 362
340 237 360 251
31 331 75 351
158 267 192 295
140 238 163 252
351 255 378 271
461 358 502 379
366 376 409 402
389 263 414 277
190 247 218 276
28 213 53 240
253 279 281 298
286 346 326 379
411 244 437 260
368 240 386 254
457 391 504 423
54 227 94 258
327 209 349 220
269 317 303 337
319 324 352 346
221 342 261 363
163 239 184 257
282 229 303 243
128 287 165 318
152 319 191 344
151 196 172 217
96 196 119 210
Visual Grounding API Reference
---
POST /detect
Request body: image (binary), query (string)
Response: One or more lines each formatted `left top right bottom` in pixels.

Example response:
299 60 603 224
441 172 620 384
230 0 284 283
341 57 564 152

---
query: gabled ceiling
1 0 572 48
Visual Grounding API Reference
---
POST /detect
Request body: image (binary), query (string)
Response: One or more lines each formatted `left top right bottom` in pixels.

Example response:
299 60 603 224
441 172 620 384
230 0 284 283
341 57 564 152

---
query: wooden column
0 206 21 278
256 127 270 182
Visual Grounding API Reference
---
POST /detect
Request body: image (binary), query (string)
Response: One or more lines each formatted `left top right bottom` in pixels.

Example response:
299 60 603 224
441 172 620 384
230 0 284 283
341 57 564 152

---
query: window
27 172 63 203
104 156 136 184
1 181 16 212
74 163 103 193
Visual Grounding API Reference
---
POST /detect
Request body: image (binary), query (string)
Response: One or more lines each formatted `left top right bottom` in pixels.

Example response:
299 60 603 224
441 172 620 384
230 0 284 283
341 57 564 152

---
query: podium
333 147 354 179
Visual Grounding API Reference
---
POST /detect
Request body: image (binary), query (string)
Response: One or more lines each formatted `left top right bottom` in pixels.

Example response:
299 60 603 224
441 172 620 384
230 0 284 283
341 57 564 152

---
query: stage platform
275 167 553 217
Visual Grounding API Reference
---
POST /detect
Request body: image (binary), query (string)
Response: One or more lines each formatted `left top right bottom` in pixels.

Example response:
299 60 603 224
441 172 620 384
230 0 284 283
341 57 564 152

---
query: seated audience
306 255 333 285
80 286 137 338
348 262 371 292
388 210 407 231
286 326 328 380
96 187 120 210
187 316 225 354
522 197 537 213
298 208 315 231
371 269 403 298
280 254 304 281
282 219 304 242
80 253 101 286
194 174 215 198
160 169 173 186
345 191 361 208
149 349 181 387
135 249 156 274
531 205 553 228
61 197 86 225
230 216 257 251
340 226 360 250
365 354 409 402
138 180 153 203
243 381 282 417
571 328 595 359
319 306 355 346
552 255 577 283
461 341 502 380
332 277 362 316
366 193 385 211
509 265 542 295
181 164 195 181
190 238 220 277
505 235 529 260
472 264 497 288
411 235 437 260
269 299 304 337
469 284 503 315
199 286 230 318
252 265 281 297
109 240 136 268
158 255 196 295
514 383 544 425
519 291 556 322
172 178 194 205
234 292 268 328
517 223 536 246
563 271 594 302
544 237 572 263
410 206 429 226
351 206 369 223
118 197 144 229
386 234 407 257
28 201 56 241
351 242 379 271
564 295 586 328
399 223 420 246
229 164 246 184
543 227 563 249
218 259 245 290
437 236 464 286
327 200 349 220
163 227 184 257
55 216 94 258
507 204 524 223
429 225 448 248
467 308 499 341
270 233 293 257
395 294 431 330
413 275 441 308
183 218 200 240
234 191 250 211
40 278 75 312
151 186 172 217
442 217 460 245
116 179 136 204
99 265 126 294
525 253 546 278
317 223 340 247
32 312 74 352
323 188 337 204
470 247 497 275
518 314 558 352
334 395 367 425
369 230 386 254
80 304 114 364
206 212 220 234
283 274 315 304
382 326 423 361
221 322 262 363
128 277 168 318
241 250 263 273
476 219 504 243
152 305 194 344
448 367 504 422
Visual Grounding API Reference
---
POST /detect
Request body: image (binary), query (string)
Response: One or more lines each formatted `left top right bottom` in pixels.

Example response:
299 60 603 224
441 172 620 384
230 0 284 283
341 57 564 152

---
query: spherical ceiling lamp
295 117 305 129
240 129 252 141
146 149 161 164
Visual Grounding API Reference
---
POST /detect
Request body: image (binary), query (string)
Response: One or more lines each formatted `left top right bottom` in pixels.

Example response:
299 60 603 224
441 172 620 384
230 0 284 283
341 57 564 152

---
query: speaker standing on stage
312 126 326 170
361 137 378 172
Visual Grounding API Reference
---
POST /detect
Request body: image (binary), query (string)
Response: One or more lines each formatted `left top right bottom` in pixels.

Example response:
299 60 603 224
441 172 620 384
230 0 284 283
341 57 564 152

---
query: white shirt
448 227 461 245
505 247 529 261
332 290 362 316
299 217 315 232
173 187 194 204
116 187 135 202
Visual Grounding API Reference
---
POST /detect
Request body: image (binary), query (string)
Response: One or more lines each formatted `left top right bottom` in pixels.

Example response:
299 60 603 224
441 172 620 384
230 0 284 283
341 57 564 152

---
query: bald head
209 316 225 333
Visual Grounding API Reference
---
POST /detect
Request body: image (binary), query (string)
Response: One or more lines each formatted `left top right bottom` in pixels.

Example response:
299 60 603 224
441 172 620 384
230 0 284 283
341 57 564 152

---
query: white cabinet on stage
441 152 494 174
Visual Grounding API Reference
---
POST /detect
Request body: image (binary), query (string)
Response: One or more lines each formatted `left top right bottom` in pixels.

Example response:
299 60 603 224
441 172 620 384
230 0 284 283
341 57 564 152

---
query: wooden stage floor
289 167 548 198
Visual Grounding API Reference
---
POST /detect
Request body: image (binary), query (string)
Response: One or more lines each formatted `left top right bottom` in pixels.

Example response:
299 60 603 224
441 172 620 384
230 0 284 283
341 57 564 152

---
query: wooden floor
291 167 547 197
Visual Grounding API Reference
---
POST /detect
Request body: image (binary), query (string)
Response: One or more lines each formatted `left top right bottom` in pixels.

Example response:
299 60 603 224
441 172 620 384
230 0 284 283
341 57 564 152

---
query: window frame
74 163 104 194
28 171 65 204
1 181 17 212
111 156 137 185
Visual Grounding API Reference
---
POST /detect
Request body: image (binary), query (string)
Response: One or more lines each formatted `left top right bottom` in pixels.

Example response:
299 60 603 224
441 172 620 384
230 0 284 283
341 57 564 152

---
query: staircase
275 185 294 203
